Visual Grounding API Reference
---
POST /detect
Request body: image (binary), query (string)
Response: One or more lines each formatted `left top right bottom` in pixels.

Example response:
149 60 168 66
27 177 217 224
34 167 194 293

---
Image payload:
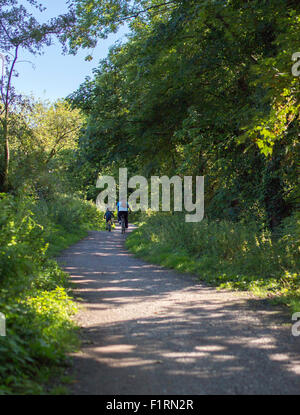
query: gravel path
58 226 300 395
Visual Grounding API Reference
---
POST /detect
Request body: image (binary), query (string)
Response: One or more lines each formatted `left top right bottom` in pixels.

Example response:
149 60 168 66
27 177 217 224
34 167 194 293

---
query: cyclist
104 208 114 230
117 199 130 229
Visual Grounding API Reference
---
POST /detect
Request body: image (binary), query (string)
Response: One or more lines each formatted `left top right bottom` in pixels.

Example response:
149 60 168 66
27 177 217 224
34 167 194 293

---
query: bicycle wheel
121 217 126 234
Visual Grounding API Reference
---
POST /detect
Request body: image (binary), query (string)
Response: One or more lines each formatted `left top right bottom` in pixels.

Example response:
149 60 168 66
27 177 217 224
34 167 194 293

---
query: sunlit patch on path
58 227 300 395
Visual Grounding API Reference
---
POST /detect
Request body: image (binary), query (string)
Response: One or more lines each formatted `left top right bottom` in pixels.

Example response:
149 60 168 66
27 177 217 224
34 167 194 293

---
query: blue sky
11 0 129 102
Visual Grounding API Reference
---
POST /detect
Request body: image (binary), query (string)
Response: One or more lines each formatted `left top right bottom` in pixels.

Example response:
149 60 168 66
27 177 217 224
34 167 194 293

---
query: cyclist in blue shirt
117 199 130 228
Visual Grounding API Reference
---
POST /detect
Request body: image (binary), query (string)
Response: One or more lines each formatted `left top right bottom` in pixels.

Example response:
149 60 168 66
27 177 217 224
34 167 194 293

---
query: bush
0 192 104 394
0 288 78 395
32 194 105 256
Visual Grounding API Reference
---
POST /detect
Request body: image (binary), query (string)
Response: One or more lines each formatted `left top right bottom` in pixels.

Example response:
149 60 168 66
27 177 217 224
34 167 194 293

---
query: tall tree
66 0 180 53
69 0 299 227
0 0 74 191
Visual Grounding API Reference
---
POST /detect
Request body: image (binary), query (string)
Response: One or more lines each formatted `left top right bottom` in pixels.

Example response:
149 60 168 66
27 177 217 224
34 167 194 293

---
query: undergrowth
126 212 300 314
0 192 104 394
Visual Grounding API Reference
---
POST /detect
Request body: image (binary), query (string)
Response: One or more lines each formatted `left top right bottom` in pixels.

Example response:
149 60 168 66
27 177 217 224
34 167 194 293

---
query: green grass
0 277 80 395
126 213 300 315
0 193 105 395
46 228 89 257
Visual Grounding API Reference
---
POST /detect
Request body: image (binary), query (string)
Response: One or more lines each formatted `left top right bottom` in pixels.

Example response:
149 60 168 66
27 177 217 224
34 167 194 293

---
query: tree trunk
263 145 289 231
0 46 18 192
0 120 9 192
0 107 10 192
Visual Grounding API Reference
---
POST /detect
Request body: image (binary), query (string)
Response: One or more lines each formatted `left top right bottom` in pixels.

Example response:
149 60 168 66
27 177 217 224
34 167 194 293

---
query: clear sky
10 0 129 102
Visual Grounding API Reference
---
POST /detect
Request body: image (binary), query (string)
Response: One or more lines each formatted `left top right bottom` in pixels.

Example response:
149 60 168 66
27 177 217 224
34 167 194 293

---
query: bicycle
106 219 113 232
121 215 126 234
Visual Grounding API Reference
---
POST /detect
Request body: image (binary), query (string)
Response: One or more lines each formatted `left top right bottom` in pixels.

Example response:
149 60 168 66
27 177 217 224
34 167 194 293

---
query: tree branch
44 125 81 164
113 1 179 24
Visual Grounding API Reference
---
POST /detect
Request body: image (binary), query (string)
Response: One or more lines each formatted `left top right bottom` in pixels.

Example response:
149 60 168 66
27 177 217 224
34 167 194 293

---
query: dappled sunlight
60 230 300 394
194 345 226 352
97 357 161 369
245 337 277 350
71 308 300 394
93 344 137 354
269 353 290 362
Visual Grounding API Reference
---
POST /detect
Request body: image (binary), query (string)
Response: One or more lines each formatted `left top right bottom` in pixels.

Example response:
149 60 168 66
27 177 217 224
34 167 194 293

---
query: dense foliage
70 0 299 230
0 1 104 393
69 0 299 310
0 192 104 394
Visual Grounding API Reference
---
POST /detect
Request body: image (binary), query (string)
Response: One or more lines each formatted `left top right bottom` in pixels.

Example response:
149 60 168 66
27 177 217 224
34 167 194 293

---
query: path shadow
58 229 300 395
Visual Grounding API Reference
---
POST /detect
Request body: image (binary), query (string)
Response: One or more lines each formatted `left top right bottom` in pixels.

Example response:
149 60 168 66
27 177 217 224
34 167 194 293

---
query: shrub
0 192 103 394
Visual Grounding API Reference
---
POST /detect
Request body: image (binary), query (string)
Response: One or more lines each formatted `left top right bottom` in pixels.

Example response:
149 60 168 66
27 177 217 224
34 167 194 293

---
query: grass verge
0 193 105 395
126 213 300 315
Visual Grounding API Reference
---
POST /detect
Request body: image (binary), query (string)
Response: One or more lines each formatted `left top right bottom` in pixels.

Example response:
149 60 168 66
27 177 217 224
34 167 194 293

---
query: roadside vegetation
126 212 300 314
0 192 104 395
0 10 105 390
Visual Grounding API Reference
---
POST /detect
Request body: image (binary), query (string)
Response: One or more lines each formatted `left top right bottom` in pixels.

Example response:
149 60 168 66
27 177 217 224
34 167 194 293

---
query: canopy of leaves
69 0 299 228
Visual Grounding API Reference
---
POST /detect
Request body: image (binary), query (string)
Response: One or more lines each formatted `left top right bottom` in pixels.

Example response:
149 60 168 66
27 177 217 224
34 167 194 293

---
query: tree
70 0 299 228
7 98 84 198
0 0 74 191
66 0 180 53
28 100 83 163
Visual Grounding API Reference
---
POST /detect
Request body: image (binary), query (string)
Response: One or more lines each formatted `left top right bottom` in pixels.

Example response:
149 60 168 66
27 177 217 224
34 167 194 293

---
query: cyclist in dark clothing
104 208 114 229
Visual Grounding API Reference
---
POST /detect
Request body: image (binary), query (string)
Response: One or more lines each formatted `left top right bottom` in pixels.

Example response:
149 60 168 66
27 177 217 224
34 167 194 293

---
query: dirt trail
58 226 300 395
